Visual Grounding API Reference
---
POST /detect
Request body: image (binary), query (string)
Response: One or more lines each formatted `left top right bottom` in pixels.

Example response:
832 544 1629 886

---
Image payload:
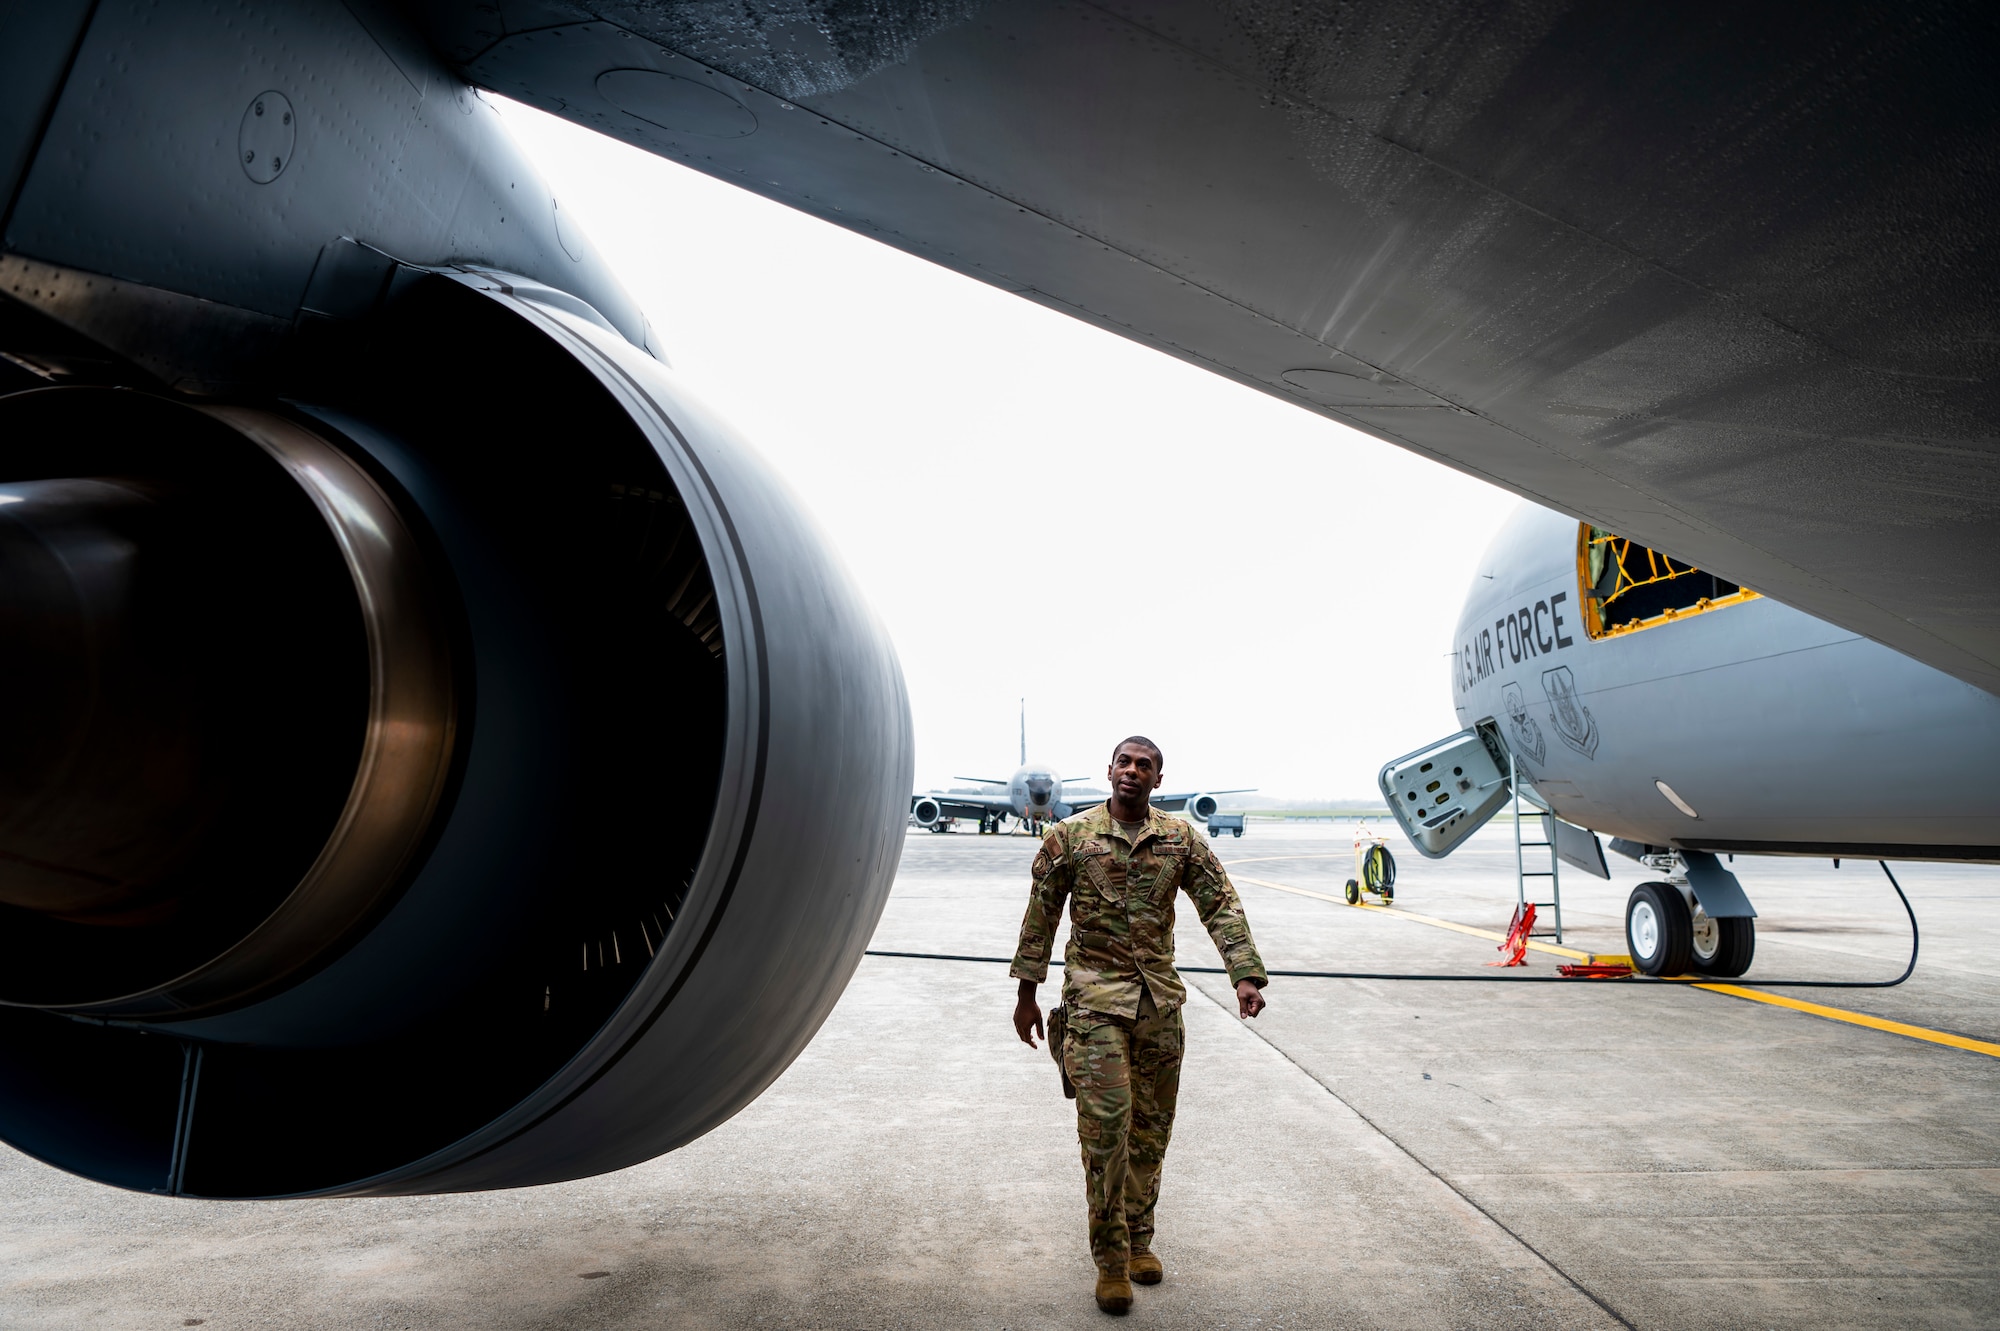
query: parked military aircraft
1381 504 2000 977
911 772 1244 835
2 0 1993 1200
909 705 1246 833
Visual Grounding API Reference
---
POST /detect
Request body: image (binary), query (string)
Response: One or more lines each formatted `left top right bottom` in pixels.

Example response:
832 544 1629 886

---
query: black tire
1343 879 1361 905
1627 882 1693 976
1691 913 1755 977
1233 827 1243 838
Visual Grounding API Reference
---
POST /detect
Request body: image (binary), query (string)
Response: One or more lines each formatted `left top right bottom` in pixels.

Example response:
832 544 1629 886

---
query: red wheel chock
1488 903 1536 967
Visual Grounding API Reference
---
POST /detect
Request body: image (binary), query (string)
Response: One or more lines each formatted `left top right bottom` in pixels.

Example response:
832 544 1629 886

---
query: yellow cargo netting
1579 526 1759 639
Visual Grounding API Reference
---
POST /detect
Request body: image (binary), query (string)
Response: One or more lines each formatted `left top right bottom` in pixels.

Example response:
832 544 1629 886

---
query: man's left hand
1236 979 1266 1019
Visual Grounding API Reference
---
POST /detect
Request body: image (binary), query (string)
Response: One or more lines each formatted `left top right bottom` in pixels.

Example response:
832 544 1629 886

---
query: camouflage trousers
1062 988 1184 1272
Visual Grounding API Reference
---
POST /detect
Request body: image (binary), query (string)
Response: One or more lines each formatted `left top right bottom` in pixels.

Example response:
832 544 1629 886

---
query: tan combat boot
1094 1265 1133 1314
1128 1250 1163 1285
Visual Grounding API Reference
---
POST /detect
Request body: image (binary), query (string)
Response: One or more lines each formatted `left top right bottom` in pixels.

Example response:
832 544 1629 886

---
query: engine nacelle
1186 793 1220 823
0 271 911 1198
911 796 944 827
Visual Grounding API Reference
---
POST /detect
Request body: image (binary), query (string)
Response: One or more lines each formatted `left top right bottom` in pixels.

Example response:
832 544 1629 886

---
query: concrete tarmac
4 822 1998 1329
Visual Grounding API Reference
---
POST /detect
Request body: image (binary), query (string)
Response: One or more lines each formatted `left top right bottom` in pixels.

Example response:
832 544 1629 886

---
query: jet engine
0 271 911 1198
911 796 944 827
1186 793 1220 823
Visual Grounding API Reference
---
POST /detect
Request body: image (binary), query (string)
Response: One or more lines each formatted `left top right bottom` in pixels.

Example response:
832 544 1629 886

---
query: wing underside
407 0 2000 694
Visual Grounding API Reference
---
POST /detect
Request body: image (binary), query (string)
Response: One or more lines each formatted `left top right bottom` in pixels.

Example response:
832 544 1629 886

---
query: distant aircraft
911 704 1248 834
1381 504 2000 978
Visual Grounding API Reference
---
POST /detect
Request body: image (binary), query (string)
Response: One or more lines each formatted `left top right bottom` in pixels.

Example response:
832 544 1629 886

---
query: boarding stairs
1509 751 1564 944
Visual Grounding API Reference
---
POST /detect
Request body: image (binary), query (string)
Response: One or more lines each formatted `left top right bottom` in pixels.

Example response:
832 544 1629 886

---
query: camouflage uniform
1011 804 1266 1271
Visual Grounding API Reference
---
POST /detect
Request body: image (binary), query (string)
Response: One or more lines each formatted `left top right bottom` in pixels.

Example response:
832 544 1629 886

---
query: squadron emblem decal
1503 682 1547 765
1541 665 1600 759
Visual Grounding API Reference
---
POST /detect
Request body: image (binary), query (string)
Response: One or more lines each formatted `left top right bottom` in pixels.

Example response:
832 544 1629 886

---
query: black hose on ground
866 862 1920 988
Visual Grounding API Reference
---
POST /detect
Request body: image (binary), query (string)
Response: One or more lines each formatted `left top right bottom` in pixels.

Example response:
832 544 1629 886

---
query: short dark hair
1112 735 1163 769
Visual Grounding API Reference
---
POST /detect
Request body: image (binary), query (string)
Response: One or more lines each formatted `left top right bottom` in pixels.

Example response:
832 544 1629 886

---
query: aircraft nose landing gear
1626 882 1692 976
1626 870 1756 978
1690 903 1756 976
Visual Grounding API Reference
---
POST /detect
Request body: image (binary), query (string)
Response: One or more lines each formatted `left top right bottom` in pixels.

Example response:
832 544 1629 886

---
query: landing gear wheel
1627 881 1693 976
1691 910 1755 977
1343 879 1361 905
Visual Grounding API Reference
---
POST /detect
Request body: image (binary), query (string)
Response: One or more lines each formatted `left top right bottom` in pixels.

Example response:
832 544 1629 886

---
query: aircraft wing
913 792 1014 820
1049 790 1250 815
409 1 2000 694
1151 790 1254 813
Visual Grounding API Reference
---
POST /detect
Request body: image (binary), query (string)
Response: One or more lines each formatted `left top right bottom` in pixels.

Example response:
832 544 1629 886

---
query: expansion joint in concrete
1190 980 1637 1331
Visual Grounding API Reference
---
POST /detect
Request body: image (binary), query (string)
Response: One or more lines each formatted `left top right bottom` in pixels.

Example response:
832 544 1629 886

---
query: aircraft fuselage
1454 506 2000 859
1007 766 1063 822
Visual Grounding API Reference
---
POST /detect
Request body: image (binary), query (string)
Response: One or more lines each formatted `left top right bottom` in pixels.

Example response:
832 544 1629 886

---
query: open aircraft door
1379 728 1512 858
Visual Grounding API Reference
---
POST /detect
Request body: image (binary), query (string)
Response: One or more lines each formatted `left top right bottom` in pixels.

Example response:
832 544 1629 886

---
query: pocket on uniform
1062 1035 1086 1087
1077 846 1120 899
1066 1016 1129 1092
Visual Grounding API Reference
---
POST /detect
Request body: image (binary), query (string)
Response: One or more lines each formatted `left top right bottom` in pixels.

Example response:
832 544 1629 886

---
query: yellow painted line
1235 873 2000 1061
1693 984 2000 1059
1232 874 1600 962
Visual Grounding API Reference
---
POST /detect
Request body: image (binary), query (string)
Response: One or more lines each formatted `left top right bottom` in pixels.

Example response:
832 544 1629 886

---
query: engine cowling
911 796 944 827
1187 793 1220 823
0 271 912 1198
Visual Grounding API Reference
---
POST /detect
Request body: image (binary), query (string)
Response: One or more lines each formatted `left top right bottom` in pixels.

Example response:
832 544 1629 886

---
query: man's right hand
1013 979 1044 1047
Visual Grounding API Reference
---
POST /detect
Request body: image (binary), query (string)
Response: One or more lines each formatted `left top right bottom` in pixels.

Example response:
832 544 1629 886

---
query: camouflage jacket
1010 804 1267 1019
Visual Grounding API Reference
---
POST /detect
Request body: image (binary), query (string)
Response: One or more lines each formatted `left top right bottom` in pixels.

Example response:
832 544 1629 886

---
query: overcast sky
494 100 1518 799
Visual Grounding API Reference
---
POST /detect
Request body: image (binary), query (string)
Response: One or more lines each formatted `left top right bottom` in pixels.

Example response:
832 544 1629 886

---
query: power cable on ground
867 862 1919 988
